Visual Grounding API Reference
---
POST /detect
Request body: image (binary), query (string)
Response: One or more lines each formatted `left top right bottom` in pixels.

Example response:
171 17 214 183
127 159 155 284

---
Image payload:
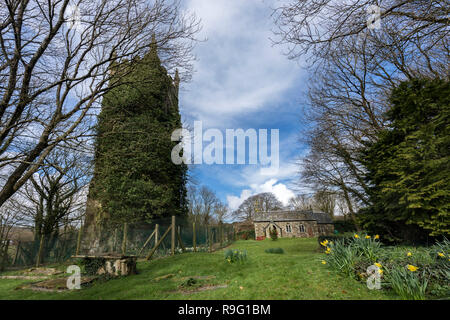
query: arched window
286 224 292 232
299 224 306 233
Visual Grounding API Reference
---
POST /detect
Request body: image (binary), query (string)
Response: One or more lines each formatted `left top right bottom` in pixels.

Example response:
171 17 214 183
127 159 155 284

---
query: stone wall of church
254 221 323 239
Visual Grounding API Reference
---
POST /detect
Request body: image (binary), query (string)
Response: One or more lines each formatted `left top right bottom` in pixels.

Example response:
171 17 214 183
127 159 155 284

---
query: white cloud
227 189 253 211
226 178 295 211
182 0 303 127
251 178 295 205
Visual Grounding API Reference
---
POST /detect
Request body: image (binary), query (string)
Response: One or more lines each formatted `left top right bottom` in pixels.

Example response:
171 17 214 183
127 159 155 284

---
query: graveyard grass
0 238 398 300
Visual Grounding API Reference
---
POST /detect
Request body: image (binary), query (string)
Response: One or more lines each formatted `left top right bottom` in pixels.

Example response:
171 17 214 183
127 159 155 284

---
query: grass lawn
0 238 399 300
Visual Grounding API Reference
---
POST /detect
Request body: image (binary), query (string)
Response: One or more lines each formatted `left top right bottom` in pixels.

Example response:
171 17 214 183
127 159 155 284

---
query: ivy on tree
89 39 188 226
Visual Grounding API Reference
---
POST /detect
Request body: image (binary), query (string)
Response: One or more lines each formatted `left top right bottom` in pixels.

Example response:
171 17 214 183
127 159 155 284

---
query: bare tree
187 185 219 225
313 190 336 218
18 148 90 238
0 0 201 208
5 147 90 262
287 194 313 211
273 0 448 72
273 0 449 221
0 197 24 270
214 201 230 224
232 192 283 222
287 191 337 217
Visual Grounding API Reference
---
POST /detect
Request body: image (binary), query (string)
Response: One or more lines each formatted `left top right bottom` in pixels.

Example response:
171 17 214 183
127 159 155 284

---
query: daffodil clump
351 233 382 262
387 264 428 300
224 249 248 264
319 235 450 299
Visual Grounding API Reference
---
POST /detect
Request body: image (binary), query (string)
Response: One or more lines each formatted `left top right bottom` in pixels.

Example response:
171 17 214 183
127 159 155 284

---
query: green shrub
333 220 358 233
265 248 284 254
224 249 248 264
269 228 278 241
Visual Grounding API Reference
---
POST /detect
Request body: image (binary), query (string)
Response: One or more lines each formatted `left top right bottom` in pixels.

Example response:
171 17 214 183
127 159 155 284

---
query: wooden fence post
145 225 172 260
155 224 159 248
193 222 196 252
209 226 213 253
177 226 181 249
76 225 83 256
137 229 156 257
171 216 175 255
219 222 223 248
122 223 128 255
177 227 186 253
36 234 44 267
112 228 117 252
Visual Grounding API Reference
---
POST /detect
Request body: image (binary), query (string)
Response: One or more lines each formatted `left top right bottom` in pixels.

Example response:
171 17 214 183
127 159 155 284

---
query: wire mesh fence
79 216 236 259
0 231 79 270
0 216 236 270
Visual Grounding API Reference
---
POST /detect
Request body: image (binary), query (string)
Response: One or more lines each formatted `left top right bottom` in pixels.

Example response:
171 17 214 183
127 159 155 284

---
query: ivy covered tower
84 37 188 243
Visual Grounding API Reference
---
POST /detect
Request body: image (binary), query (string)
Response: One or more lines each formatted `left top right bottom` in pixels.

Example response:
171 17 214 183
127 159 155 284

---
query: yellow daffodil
365 235 371 239
354 234 359 239
407 252 412 257
438 252 445 257
374 262 382 268
407 264 418 272
321 260 326 264
374 235 380 239
325 247 331 254
320 240 329 247
378 269 383 275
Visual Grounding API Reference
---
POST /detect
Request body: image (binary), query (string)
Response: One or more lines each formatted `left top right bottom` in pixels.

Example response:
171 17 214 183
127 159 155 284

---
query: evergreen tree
87 39 187 227
359 79 449 243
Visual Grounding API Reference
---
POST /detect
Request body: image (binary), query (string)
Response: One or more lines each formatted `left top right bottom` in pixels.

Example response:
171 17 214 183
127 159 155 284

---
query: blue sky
180 0 310 211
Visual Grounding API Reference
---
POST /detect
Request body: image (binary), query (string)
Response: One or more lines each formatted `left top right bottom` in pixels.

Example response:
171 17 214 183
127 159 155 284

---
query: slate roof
253 210 333 224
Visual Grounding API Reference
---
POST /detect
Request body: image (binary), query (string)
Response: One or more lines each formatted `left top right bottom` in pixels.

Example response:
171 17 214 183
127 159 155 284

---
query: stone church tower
82 38 186 253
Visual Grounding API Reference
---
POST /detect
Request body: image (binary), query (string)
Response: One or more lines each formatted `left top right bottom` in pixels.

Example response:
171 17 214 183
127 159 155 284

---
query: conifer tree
359 79 449 242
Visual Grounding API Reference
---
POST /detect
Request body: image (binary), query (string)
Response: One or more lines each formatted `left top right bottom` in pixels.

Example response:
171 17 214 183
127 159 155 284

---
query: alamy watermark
366 264 382 290
66 2 82 32
66 265 81 290
367 5 381 30
171 121 279 174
